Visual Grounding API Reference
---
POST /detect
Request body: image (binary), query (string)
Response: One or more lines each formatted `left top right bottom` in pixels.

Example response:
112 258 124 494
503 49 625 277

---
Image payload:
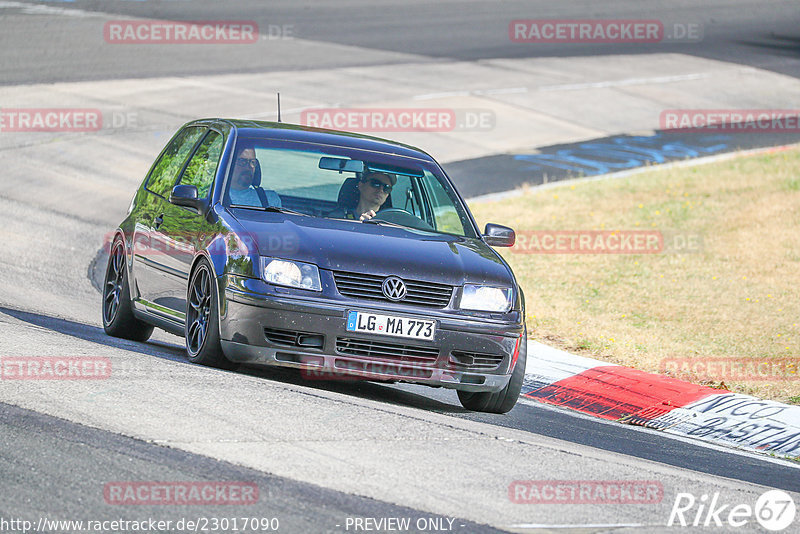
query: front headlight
459 284 513 312
261 258 321 291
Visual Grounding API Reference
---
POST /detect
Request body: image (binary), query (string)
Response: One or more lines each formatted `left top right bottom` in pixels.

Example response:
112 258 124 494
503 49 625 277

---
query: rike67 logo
668 490 796 531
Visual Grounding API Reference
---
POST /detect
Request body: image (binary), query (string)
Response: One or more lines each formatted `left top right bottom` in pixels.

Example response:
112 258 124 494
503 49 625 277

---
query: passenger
330 171 396 221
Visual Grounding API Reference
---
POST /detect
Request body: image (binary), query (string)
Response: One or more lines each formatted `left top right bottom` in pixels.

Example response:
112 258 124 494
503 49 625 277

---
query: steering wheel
372 208 435 231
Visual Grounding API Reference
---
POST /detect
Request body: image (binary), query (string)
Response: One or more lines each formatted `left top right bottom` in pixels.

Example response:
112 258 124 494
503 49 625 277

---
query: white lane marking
413 73 710 101
413 87 528 100
538 72 711 91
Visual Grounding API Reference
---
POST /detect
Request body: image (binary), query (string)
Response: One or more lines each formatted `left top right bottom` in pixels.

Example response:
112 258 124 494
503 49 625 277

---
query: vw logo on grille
382 276 407 301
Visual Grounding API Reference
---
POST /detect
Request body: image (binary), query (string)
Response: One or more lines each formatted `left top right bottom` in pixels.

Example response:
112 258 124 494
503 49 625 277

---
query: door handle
154 214 164 230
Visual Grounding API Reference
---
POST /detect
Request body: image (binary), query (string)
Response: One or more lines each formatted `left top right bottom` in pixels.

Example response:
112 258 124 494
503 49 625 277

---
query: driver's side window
390 176 418 215
145 127 205 198
390 176 434 226
179 130 223 199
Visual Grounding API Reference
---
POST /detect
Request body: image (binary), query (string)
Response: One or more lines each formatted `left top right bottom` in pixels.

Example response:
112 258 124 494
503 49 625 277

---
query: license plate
346 311 435 341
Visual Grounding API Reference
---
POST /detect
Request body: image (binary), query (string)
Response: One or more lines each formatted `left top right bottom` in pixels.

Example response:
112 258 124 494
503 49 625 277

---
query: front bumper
219 278 523 392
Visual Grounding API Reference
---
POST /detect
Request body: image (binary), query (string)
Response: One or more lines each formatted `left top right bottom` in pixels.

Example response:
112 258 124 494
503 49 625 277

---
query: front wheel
457 328 527 414
185 259 238 370
102 238 154 342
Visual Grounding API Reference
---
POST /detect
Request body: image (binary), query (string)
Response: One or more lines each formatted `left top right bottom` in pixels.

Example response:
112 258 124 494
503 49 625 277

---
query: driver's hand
359 210 376 221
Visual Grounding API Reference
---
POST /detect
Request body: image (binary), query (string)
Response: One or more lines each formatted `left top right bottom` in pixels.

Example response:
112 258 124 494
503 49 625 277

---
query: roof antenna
277 92 282 123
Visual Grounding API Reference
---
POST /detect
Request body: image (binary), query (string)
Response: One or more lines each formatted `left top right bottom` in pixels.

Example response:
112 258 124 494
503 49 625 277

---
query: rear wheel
102 238 154 342
185 259 238 370
457 328 527 414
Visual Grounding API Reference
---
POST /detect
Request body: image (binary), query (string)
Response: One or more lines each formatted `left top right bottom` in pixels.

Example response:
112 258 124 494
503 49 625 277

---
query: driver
331 171 396 221
228 144 281 208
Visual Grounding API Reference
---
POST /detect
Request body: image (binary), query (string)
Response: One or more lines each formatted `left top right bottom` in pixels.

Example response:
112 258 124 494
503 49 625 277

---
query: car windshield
224 138 477 238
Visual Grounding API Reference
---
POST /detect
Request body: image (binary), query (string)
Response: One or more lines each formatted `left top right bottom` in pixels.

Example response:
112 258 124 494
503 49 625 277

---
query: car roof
190 118 437 162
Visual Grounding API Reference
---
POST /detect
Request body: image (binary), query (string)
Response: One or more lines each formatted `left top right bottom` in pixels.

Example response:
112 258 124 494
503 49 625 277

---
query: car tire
102 238 154 342
457 327 527 414
185 259 238 370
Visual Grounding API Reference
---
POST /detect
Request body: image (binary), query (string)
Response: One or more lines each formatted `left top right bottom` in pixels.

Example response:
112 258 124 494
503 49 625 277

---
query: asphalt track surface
1 401 505 533
2 0 800 84
2 1 800 532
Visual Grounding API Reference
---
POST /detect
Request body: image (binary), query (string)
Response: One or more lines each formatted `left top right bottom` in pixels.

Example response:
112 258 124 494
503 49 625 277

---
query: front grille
335 337 439 365
449 350 504 371
332 271 453 308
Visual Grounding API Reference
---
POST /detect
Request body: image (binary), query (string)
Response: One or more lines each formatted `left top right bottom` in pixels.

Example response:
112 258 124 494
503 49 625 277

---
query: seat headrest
337 177 360 209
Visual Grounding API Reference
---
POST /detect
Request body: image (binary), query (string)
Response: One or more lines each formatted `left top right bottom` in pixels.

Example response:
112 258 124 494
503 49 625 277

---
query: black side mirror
483 223 515 247
169 184 207 213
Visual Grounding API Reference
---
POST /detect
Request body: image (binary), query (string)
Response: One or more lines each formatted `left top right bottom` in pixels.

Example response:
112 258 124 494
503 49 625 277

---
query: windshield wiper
360 218 410 230
232 204 309 217
263 206 309 216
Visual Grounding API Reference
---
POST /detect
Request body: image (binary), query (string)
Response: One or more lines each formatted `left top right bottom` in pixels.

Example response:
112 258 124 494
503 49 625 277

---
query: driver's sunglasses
366 178 392 193
235 158 257 169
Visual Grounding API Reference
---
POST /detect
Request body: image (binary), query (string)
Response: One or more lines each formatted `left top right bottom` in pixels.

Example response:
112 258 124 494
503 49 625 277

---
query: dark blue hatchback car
103 119 527 413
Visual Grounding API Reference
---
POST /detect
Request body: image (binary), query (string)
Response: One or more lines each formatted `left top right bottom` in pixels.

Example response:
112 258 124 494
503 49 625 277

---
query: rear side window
146 127 205 197
179 130 224 199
